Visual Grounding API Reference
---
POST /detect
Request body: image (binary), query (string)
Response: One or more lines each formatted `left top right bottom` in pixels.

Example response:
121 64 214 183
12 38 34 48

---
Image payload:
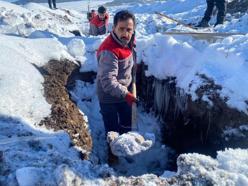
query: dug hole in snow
107 131 155 157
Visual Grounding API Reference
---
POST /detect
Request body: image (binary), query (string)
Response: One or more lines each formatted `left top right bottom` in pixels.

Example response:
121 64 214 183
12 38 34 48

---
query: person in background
89 6 109 36
48 0 57 9
197 0 226 27
96 10 137 135
87 9 96 22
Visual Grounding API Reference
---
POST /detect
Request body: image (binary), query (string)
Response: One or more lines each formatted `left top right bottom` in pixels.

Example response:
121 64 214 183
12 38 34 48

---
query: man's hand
125 92 137 106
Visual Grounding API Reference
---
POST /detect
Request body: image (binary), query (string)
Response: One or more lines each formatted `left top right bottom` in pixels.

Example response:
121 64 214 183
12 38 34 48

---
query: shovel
131 81 138 131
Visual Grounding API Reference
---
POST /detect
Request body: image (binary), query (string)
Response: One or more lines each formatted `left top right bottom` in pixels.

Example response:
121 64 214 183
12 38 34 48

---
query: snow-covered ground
0 0 248 185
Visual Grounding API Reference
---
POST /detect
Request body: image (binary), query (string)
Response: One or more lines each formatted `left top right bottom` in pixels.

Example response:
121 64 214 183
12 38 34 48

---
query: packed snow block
107 131 155 157
138 62 248 156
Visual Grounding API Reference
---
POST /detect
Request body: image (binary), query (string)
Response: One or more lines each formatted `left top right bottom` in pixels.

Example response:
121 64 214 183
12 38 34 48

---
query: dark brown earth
37 59 92 159
227 0 248 14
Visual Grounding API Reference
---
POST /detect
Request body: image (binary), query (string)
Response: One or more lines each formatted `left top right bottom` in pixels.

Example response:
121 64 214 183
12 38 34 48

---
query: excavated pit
38 59 248 180
65 63 174 176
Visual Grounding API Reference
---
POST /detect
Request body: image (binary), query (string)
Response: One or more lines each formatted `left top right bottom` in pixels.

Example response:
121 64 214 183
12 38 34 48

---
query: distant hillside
105 0 152 6
15 0 85 4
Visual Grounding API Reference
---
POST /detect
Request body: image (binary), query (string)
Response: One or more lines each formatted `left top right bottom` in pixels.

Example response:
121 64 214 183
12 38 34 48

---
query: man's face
98 13 105 20
113 18 134 46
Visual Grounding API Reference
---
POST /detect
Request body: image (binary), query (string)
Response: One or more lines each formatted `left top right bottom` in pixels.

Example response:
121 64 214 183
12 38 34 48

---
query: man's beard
120 37 130 45
113 31 130 46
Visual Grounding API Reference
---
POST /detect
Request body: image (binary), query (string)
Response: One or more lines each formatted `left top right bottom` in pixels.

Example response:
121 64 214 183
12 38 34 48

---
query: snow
160 170 176 178
67 38 86 62
16 167 50 186
0 34 74 127
177 149 248 185
0 0 248 184
0 0 29 13
217 148 248 177
107 131 154 157
49 0 113 13
137 33 248 113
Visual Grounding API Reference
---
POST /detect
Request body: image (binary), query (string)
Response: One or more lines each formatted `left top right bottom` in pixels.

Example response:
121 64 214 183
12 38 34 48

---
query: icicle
153 79 170 118
152 77 188 120
174 88 188 119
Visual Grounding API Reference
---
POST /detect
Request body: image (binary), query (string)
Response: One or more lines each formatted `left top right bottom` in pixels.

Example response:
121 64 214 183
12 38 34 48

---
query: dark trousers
100 102 132 135
203 0 226 23
48 0 56 9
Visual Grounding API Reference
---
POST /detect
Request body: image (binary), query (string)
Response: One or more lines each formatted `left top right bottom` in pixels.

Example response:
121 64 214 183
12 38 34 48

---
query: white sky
0 0 248 185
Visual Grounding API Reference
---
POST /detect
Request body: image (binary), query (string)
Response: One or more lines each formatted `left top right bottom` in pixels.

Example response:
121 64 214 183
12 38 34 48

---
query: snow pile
137 33 248 113
67 38 87 63
0 34 72 125
0 1 83 36
176 148 248 185
217 148 248 177
79 36 105 72
125 0 248 36
54 163 114 186
0 117 115 185
0 0 29 13
218 13 248 33
107 131 155 157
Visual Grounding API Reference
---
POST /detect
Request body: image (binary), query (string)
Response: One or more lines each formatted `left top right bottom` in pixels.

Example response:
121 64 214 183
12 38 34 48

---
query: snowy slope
0 0 248 185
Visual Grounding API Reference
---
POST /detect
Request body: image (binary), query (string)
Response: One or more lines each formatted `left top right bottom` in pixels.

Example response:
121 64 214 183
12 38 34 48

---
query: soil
37 59 92 159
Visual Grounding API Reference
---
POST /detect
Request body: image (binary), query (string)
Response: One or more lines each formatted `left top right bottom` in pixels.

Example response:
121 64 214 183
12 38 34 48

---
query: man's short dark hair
98 6 106 14
114 10 136 27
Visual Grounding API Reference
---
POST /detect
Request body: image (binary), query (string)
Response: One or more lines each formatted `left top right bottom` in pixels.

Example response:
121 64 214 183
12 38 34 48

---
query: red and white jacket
89 13 109 36
96 32 134 103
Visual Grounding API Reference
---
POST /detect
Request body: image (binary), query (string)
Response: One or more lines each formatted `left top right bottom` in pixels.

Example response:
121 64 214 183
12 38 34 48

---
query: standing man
96 10 137 135
48 0 57 9
197 0 226 27
89 6 109 36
